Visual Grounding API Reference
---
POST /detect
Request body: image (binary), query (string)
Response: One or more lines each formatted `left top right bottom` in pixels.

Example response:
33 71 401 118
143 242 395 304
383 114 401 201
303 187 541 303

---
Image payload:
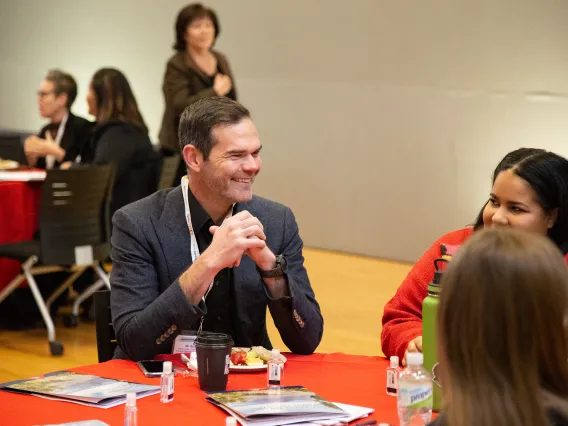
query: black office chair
94 290 117 362
0 134 28 164
60 166 115 328
0 165 114 355
158 154 181 189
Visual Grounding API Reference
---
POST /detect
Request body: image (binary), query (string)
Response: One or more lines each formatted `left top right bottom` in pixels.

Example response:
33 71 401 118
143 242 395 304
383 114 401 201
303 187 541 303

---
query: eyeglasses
37 90 55 98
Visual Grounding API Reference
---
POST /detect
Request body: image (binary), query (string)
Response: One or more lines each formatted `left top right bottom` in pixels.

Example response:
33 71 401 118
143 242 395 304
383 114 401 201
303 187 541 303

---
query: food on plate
230 349 248 366
230 347 287 367
230 348 264 366
0 159 19 170
251 346 286 363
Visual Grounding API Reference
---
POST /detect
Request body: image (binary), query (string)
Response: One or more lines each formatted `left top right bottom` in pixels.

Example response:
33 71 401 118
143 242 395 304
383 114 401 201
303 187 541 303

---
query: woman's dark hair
473 148 568 251
90 68 148 134
173 3 220 52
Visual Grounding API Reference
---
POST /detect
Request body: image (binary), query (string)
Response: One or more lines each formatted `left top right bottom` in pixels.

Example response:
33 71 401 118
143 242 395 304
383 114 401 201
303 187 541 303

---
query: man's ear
57 93 68 109
182 144 203 173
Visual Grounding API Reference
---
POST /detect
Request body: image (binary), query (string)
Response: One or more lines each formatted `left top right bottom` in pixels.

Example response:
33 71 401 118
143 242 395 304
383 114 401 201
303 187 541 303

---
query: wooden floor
0 248 411 382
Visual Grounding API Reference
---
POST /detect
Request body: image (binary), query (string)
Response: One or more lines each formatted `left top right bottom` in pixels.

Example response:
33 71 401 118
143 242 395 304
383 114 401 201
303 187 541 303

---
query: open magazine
0 371 159 408
206 386 353 426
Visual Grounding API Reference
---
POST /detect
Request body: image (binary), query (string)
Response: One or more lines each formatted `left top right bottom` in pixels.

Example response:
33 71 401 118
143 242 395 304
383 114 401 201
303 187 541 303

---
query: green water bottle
422 258 447 412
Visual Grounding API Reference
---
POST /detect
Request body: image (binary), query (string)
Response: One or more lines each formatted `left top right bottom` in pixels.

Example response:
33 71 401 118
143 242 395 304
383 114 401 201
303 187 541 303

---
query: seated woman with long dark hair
431 227 568 426
382 148 568 363
78 68 156 218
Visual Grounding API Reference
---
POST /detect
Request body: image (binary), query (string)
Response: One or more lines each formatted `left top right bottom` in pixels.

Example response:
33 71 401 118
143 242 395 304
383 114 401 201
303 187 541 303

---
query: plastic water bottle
397 352 433 425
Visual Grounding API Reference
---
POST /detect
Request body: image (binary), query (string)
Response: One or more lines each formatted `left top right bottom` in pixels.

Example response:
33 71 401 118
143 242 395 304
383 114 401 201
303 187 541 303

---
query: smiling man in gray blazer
110 97 323 361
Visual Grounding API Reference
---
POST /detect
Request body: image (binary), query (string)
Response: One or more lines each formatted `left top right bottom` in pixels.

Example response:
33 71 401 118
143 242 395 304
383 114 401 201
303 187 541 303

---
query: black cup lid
195 332 234 346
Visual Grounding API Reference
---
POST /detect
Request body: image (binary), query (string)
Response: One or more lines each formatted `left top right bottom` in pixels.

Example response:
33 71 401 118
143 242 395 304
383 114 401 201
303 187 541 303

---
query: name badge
172 333 197 354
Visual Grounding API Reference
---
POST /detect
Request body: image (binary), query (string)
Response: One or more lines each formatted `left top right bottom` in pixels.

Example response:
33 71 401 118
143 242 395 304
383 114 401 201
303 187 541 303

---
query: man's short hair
45 69 78 108
178 97 250 160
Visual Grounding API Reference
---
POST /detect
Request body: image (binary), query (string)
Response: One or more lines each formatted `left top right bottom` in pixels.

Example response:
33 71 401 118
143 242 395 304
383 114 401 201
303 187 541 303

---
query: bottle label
387 370 397 388
398 385 432 408
269 363 281 382
167 376 174 397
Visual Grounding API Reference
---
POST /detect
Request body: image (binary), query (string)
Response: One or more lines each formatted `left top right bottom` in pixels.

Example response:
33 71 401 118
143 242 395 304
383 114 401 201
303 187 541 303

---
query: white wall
2 0 568 262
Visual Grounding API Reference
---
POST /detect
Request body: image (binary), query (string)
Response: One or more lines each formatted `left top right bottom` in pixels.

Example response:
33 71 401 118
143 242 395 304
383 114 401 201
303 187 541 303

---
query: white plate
229 364 267 373
0 160 19 170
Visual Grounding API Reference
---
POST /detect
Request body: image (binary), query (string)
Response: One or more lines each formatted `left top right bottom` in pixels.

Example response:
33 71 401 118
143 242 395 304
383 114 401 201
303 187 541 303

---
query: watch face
258 255 287 278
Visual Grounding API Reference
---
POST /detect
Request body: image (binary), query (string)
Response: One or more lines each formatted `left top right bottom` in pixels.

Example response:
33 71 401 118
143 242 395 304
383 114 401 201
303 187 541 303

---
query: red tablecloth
0 180 42 289
1 354 400 426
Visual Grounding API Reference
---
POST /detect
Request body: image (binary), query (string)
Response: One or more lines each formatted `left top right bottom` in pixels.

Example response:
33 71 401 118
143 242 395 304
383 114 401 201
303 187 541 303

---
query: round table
0 180 43 289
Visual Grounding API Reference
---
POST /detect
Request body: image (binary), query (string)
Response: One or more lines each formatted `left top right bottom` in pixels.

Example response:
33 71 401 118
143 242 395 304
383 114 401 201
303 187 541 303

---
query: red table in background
1 354 400 426
0 180 42 290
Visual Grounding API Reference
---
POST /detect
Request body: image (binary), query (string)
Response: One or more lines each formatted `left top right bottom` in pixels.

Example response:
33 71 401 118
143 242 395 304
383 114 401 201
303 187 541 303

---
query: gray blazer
110 186 323 361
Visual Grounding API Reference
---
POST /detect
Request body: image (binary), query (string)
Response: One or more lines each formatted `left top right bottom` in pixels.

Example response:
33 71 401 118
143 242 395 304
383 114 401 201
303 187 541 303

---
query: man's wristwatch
257 254 287 278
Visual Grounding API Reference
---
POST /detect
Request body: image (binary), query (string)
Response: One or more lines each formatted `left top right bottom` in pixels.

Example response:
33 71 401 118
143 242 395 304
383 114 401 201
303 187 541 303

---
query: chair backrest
158 155 181 190
94 290 117 362
39 165 114 265
0 134 28 164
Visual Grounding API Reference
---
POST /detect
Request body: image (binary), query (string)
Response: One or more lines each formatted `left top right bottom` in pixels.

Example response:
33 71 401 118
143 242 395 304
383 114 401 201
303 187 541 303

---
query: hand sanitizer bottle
124 392 137 426
386 355 400 395
160 361 174 403
267 349 284 388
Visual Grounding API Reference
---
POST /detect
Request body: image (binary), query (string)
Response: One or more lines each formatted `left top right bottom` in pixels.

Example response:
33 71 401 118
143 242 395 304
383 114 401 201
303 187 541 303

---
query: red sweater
381 227 474 360
381 227 568 360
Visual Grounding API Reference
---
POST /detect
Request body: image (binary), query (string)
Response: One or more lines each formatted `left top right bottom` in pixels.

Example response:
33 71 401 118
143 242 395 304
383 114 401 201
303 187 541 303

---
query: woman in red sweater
381 148 568 362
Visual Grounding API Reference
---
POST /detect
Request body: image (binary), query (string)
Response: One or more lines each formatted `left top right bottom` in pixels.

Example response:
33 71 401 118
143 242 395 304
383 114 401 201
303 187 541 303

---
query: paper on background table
0 170 46 181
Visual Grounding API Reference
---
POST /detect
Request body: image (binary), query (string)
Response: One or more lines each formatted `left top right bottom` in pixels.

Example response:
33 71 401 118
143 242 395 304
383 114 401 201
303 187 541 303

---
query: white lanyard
180 176 233 333
45 113 68 169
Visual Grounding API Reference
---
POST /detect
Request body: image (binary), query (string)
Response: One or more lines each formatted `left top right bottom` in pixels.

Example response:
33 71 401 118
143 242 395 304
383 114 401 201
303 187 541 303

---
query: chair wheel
63 315 79 328
49 341 64 356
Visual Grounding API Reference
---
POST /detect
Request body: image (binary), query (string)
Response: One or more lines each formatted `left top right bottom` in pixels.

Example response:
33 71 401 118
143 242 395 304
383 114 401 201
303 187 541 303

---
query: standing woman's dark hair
436 228 568 426
174 3 220 51
473 148 568 252
90 68 148 134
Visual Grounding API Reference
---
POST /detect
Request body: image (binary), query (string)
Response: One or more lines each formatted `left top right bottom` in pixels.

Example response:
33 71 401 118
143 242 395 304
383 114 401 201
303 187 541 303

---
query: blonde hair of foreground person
437 227 568 426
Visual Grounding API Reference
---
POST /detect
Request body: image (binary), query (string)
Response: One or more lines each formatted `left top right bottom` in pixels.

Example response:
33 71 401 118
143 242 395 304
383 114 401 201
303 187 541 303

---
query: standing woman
158 3 237 185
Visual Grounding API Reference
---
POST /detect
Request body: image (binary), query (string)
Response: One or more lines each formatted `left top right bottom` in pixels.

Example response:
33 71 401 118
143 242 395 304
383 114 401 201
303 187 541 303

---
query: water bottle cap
406 352 424 366
163 361 172 374
226 417 237 426
432 258 449 285
389 356 399 367
126 392 136 407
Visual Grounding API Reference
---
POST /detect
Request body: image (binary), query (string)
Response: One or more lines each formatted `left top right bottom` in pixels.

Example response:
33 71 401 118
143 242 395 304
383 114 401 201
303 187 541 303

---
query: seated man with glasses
24 69 93 169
